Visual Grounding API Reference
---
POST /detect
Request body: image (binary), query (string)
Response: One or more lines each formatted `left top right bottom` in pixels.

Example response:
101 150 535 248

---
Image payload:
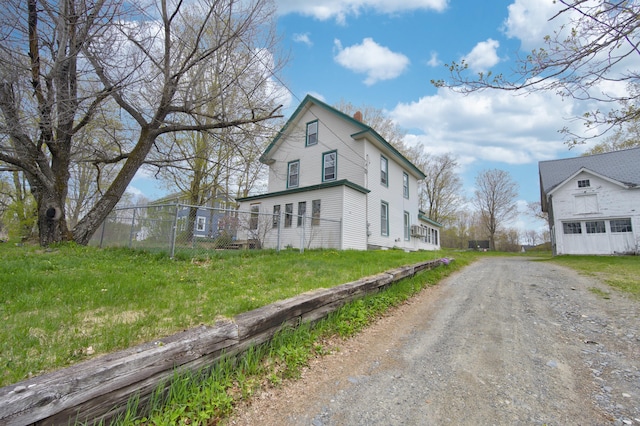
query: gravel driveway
228 257 640 426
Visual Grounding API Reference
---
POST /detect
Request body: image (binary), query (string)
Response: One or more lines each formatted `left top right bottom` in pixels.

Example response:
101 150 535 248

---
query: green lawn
3 244 636 391
545 255 640 298
0 243 457 387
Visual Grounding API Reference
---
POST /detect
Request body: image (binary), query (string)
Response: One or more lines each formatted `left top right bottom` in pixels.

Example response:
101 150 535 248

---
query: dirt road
228 257 640 425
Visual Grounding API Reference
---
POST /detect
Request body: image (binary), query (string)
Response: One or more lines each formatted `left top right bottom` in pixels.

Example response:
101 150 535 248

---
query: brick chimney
354 111 363 122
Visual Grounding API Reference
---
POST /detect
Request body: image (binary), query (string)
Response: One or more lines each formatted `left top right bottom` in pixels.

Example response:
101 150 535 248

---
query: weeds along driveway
229 257 640 426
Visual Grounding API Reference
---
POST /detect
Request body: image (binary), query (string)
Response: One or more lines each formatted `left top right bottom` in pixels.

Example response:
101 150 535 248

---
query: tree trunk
72 129 157 245
34 185 72 246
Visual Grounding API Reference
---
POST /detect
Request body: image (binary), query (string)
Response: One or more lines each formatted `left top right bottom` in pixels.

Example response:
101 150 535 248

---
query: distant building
468 240 490 250
539 147 640 255
151 190 235 240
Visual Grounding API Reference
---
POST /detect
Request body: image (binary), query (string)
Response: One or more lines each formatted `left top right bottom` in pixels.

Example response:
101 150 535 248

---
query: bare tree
433 1 640 146
526 201 548 223
333 100 407 152
473 169 519 251
0 0 284 246
410 150 464 224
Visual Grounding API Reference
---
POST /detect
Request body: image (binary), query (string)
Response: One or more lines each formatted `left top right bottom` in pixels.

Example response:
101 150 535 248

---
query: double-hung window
323 151 337 181
196 216 206 232
284 203 293 228
297 201 306 227
249 204 259 230
403 172 409 199
306 121 318 146
403 211 410 240
312 199 321 226
272 205 280 228
381 201 389 236
287 160 299 188
380 155 388 186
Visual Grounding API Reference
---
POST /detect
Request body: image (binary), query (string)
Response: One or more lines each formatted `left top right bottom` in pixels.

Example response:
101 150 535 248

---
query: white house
237 95 442 251
538 147 640 255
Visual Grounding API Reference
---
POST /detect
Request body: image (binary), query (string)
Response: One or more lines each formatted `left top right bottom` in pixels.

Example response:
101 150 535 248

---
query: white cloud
276 0 447 23
462 39 501 72
427 51 441 67
293 32 313 47
502 0 566 50
389 86 585 166
333 38 410 85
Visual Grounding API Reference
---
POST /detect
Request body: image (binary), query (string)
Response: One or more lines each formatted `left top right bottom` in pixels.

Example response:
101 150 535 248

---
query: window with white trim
306 120 318 146
287 160 299 188
610 218 632 232
323 151 337 181
563 222 582 234
381 201 389 236
585 220 605 234
196 216 206 232
578 179 590 188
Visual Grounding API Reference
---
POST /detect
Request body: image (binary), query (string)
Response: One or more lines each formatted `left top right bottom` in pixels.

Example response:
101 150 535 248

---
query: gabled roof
261 94 426 179
539 147 640 196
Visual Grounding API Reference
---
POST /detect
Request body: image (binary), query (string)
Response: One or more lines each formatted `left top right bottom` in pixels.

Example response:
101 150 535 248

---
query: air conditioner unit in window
410 225 425 237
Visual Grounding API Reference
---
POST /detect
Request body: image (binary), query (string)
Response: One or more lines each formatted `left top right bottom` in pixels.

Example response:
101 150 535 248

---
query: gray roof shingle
539 147 640 195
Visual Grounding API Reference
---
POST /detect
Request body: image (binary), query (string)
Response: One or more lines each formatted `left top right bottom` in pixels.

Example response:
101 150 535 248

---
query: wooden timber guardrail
0 258 445 425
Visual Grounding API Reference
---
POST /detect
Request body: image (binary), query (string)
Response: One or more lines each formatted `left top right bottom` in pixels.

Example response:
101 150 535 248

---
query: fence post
128 207 137 249
170 204 179 258
99 215 107 248
299 215 305 253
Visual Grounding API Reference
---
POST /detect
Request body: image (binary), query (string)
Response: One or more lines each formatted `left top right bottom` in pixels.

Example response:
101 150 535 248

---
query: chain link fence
90 204 342 257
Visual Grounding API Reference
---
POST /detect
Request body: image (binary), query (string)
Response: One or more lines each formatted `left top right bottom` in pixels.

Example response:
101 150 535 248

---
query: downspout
364 154 370 250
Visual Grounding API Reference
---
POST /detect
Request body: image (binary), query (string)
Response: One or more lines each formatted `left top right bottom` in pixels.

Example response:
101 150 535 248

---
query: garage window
563 222 582 234
610 218 632 233
585 221 605 234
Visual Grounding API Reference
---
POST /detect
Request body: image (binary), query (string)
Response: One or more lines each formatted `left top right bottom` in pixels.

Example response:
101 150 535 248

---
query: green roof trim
350 128 425 179
418 212 442 228
236 179 370 202
260 95 426 179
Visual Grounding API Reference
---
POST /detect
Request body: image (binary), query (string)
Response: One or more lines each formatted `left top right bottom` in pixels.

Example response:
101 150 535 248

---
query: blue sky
131 0 609 234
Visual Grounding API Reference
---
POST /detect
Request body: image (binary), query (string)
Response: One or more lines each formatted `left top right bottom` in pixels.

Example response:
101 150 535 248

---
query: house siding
341 186 368 250
550 171 640 255
240 96 440 252
364 142 423 250
238 185 350 250
267 107 366 192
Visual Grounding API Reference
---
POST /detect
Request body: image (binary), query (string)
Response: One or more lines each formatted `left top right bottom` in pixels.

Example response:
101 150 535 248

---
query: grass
99 252 472 426
545 255 640 298
0 242 459 388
